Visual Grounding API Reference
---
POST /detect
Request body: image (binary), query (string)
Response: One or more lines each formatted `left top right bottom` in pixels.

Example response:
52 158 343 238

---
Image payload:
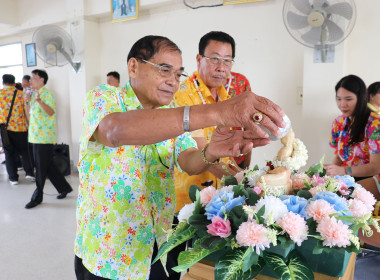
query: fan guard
32 25 81 72
283 0 356 49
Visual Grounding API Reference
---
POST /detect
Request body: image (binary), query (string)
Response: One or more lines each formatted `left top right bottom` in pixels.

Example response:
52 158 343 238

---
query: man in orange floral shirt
0 74 34 185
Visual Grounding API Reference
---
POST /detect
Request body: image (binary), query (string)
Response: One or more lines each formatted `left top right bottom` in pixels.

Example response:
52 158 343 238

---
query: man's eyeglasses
136 58 188 82
202 55 234 67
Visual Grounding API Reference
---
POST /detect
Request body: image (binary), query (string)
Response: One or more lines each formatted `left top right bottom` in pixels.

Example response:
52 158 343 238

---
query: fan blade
287 11 309 30
301 27 322 45
291 0 312 15
312 0 325 8
325 3 353 20
325 19 344 42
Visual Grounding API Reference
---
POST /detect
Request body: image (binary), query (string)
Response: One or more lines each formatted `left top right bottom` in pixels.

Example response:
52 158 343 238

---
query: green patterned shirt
28 86 56 144
74 83 197 280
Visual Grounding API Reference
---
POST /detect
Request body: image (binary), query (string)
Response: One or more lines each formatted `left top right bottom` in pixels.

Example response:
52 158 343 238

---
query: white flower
254 196 288 223
272 138 308 171
216 185 234 194
177 203 195 223
245 168 267 187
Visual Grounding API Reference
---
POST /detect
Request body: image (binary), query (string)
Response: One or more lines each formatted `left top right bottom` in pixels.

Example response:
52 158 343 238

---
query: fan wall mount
32 25 81 72
283 0 356 63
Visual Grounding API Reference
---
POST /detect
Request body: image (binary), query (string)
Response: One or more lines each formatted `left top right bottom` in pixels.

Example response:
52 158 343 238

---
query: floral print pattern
329 114 380 166
0 86 28 132
28 86 56 143
74 83 196 280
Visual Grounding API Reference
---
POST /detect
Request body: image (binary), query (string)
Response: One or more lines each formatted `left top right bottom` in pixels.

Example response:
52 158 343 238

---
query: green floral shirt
28 86 56 143
74 83 196 280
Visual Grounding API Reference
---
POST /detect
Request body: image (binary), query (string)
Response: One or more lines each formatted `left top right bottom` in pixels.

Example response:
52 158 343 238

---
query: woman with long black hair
324 75 380 181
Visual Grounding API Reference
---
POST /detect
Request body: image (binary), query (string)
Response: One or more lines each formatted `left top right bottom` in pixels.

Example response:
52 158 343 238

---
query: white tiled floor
0 152 79 280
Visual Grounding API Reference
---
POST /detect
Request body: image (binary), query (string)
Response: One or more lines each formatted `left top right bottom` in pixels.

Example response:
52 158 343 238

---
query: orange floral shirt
0 85 28 132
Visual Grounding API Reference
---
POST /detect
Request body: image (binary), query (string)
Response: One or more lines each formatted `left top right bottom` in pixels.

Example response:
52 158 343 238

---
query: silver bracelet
183 106 190 132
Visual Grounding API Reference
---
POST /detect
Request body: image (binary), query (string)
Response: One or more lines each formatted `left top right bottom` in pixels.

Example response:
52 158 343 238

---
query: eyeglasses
202 55 234 67
136 58 188 82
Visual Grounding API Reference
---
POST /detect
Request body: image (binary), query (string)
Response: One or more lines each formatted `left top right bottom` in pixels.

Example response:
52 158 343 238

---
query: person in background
367 82 380 115
324 75 380 181
74 35 285 280
173 31 252 213
0 74 34 185
106 71 120 87
23 69 72 209
225 72 252 169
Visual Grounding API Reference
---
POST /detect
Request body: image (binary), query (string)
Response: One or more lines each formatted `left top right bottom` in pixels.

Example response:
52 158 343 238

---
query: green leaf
172 237 226 273
305 156 325 177
264 250 314 280
228 205 248 232
200 235 225 250
242 248 259 273
255 205 266 224
296 190 312 200
245 188 259 206
253 164 259 171
225 175 238 186
152 227 197 264
188 214 209 233
193 190 203 215
215 248 266 280
189 184 201 203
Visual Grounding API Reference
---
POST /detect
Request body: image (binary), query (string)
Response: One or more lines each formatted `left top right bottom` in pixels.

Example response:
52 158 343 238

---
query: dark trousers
30 143 72 202
4 131 34 181
75 256 111 280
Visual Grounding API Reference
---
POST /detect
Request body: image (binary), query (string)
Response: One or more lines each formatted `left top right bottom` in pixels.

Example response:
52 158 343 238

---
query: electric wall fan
283 0 356 62
32 25 81 72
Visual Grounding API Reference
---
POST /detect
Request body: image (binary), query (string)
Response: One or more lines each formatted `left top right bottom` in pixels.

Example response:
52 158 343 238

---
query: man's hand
205 127 266 162
324 164 345 176
217 92 285 141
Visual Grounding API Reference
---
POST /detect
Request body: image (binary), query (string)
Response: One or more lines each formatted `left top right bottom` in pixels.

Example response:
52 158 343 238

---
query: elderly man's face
30 74 44 90
107 76 120 87
196 40 233 90
129 49 183 109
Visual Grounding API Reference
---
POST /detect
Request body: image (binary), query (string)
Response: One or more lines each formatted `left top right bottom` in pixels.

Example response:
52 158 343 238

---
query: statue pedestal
182 253 356 280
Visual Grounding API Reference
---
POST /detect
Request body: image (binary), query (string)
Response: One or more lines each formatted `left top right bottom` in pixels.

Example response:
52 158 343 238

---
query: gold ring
252 112 263 123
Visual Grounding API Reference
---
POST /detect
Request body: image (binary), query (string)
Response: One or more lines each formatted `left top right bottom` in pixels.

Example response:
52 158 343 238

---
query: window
0 43 23 88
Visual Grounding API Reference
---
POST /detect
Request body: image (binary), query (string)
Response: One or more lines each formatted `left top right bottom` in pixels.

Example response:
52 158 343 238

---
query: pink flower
309 186 325 197
236 221 271 254
200 186 217 207
311 174 326 186
348 199 372 217
277 212 308 246
338 183 350 196
291 173 309 190
317 216 352 248
252 186 262 195
352 188 376 212
306 199 336 222
235 171 245 183
207 216 231 238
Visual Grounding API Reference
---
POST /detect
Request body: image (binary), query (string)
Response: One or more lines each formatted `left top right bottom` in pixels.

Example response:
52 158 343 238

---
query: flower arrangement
153 158 380 280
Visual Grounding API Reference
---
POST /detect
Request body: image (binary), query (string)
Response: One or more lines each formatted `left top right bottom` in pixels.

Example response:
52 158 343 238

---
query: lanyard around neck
191 74 220 104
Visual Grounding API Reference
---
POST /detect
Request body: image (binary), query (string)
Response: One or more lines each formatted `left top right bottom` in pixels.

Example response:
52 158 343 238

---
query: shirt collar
122 81 172 110
193 71 230 101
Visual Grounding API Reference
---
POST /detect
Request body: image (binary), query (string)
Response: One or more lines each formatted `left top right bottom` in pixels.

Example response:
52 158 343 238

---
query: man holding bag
0 74 34 185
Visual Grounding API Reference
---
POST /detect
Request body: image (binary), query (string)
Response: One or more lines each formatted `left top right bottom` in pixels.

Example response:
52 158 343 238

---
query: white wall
0 0 379 170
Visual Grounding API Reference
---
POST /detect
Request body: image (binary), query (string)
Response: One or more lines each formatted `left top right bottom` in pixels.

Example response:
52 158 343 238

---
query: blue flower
205 191 246 220
334 175 355 188
280 195 308 219
314 191 351 216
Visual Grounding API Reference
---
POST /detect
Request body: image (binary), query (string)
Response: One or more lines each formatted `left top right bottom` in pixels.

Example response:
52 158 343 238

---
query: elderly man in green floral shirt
74 35 285 280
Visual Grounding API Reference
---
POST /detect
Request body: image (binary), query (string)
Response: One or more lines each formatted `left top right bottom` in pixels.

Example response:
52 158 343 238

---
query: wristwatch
345 166 352 175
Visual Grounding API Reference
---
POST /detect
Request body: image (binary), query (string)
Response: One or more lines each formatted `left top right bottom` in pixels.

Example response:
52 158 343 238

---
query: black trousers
4 131 34 181
75 256 111 280
30 143 72 202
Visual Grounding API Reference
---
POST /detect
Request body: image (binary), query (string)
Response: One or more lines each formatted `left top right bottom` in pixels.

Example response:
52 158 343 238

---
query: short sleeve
42 90 56 112
79 85 123 161
174 132 197 172
366 117 380 154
